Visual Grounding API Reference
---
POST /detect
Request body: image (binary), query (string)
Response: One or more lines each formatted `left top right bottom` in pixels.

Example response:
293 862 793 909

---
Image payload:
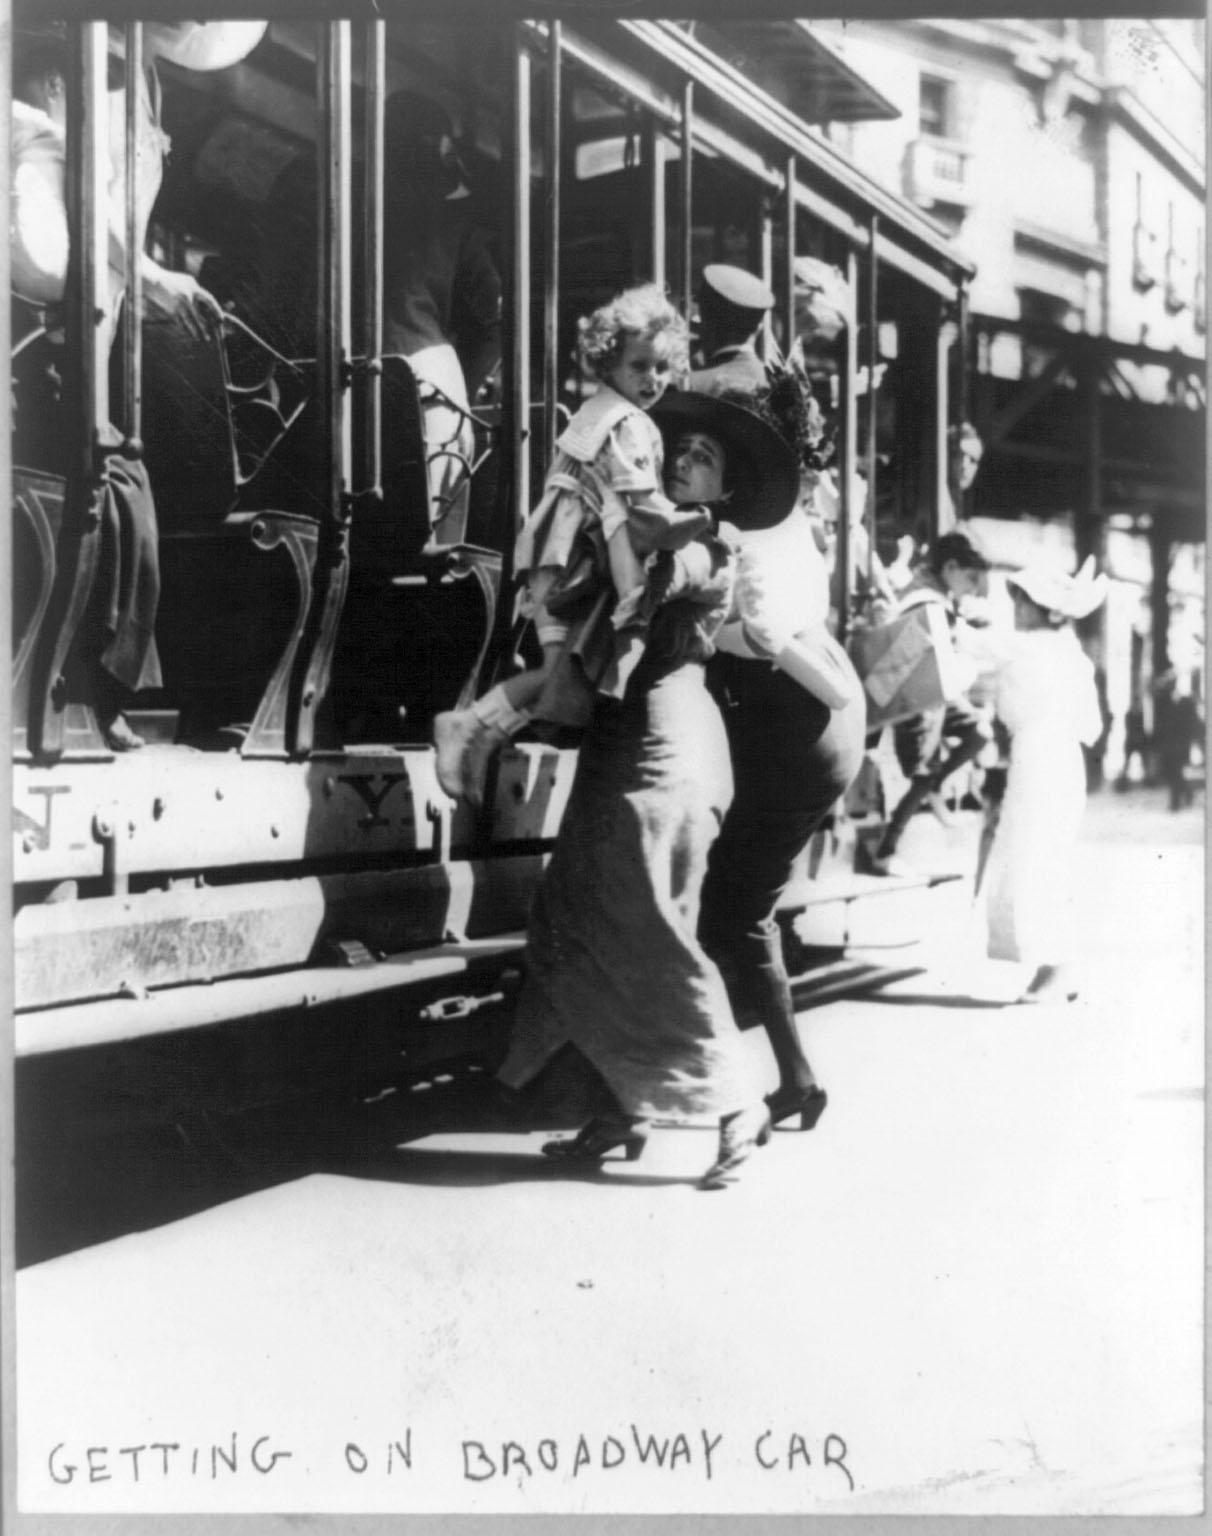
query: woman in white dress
983 559 1108 1003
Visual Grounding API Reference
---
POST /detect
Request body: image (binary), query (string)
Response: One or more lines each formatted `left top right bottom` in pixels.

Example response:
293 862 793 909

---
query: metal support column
865 214 880 593
542 22 562 468
122 23 143 463
782 154 797 356
1077 345 1109 662
759 194 774 361
1 8 11 762
360 18 385 508
835 245 859 644
643 117 666 291
290 20 353 756
511 36 533 526
31 22 109 757
679 81 694 322
1149 524 1173 680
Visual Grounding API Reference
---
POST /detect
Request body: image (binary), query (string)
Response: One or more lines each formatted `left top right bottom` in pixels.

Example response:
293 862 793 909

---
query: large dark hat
651 389 798 531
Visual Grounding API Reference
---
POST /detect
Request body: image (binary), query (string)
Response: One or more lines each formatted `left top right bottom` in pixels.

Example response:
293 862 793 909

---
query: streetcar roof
14 5 982 288
19 0 1205 18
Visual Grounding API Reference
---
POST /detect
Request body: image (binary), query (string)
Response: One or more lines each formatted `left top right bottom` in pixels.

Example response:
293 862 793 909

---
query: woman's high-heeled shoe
541 1117 648 1163
1017 965 1079 1005
699 1103 772 1189
766 1083 828 1132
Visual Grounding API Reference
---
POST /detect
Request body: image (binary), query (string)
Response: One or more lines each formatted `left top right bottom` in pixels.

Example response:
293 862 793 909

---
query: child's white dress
514 385 710 721
984 626 1103 967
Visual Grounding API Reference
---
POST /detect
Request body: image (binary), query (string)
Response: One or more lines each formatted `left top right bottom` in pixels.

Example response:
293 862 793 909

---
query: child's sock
472 684 531 736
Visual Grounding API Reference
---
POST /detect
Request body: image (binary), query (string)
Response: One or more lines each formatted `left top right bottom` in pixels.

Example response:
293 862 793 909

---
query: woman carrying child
434 283 711 803
497 385 806 1188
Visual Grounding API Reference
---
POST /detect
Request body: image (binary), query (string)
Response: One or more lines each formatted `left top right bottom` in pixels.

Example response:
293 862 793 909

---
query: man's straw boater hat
15 19 267 73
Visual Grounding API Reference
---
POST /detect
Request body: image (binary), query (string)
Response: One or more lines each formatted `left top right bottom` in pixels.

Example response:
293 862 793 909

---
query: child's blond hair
578 283 690 381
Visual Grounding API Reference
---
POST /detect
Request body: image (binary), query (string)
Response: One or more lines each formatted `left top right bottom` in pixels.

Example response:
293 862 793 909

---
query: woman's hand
773 625 862 711
142 261 223 342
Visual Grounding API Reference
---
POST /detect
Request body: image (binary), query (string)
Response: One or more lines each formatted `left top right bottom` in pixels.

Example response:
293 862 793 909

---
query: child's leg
454 642 564 805
433 610 564 805
491 643 561 717
932 700 993 783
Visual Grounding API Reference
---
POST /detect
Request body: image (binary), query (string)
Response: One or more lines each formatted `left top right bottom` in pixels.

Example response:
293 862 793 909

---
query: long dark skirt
699 651 867 982
92 452 163 693
499 655 755 1119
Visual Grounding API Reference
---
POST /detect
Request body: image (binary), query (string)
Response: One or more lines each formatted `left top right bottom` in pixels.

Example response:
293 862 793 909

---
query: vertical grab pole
782 154 797 357
643 115 666 292
361 18 385 506
542 21 562 469
1 9 11 755
759 195 774 361
122 23 143 460
865 213 880 594
317 20 352 529
511 35 533 525
69 23 109 492
679 81 694 323
33 21 109 756
292 19 353 755
836 244 859 646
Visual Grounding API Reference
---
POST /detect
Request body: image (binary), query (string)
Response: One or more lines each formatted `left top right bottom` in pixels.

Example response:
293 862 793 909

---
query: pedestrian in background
983 558 1108 1004
1153 672 1202 812
869 532 993 876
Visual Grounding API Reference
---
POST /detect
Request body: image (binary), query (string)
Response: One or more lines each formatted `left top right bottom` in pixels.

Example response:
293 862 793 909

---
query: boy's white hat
1007 556 1108 622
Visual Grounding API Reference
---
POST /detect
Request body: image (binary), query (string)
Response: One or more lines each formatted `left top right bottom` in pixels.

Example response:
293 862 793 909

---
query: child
434 283 710 804
869 531 994 875
984 558 1107 1003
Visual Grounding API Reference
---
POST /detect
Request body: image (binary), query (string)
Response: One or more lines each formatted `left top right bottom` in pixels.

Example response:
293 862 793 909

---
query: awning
693 19 902 125
621 20 975 288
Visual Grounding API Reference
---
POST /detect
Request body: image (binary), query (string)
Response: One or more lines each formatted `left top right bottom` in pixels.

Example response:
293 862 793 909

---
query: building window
919 75 952 139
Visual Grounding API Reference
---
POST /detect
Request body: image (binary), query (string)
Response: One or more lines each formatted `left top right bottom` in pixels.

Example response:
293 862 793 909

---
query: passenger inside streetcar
10 20 262 749
383 90 503 539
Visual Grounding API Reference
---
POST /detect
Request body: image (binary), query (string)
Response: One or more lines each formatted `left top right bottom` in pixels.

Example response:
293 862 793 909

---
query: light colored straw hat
1006 555 1108 622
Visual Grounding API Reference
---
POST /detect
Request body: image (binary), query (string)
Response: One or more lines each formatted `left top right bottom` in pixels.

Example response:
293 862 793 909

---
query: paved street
13 786 1204 1520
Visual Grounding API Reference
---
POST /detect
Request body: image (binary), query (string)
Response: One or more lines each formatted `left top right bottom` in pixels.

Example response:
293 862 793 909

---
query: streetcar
9 2 975 1100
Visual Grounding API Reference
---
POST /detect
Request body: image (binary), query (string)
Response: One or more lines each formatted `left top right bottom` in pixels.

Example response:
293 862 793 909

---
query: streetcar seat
141 318 321 755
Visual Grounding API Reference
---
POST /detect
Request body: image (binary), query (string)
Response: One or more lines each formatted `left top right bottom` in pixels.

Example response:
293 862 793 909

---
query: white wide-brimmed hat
1007 556 1108 622
148 21 268 72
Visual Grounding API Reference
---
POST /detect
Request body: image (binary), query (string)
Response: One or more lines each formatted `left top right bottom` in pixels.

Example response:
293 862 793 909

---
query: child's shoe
433 708 481 799
439 685 531 808
463 721 513 809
